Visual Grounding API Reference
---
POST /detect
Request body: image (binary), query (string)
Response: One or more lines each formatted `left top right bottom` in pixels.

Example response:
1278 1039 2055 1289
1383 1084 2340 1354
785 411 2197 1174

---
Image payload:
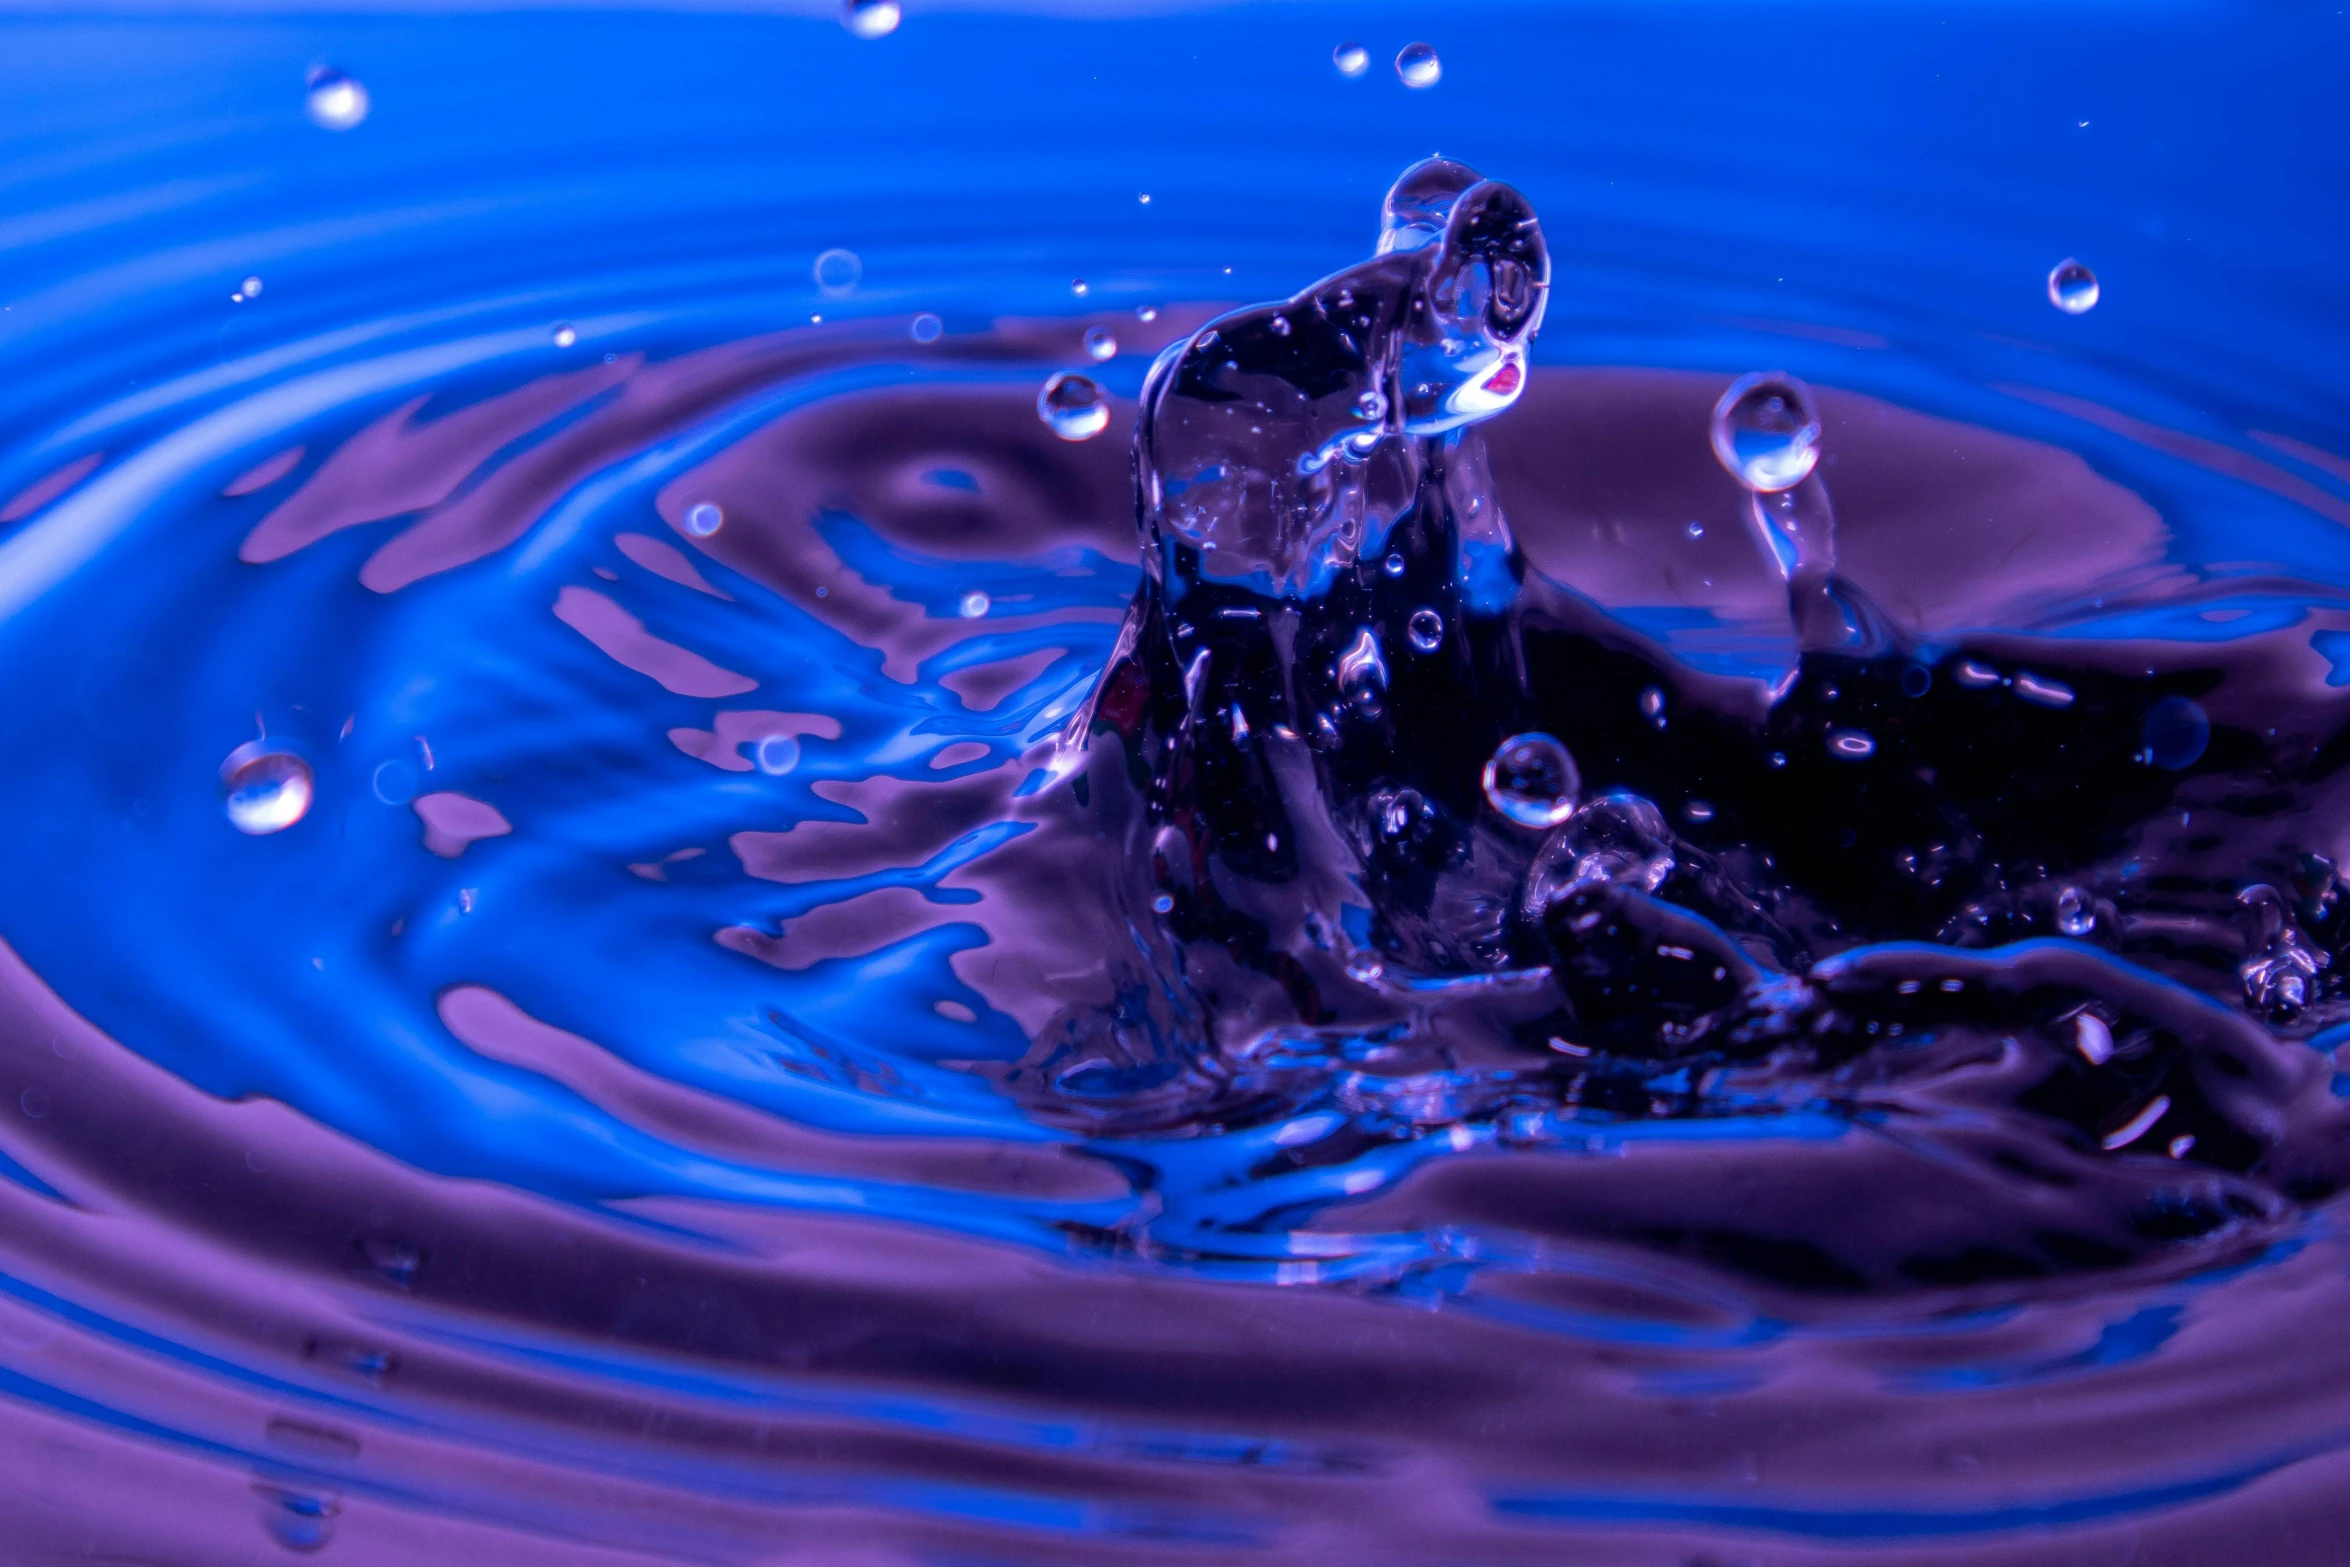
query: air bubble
1685 521 1703 538
959 590 991 619
910 313 943 343
753 734 801 777
1135 305 1160 323
1523 791 1675 913
2047 258 2099 314
1334 41 1369 76
1083 325 1118 362
1151 892 1174 914
2055 885 2096 937
304 66 369 131
1071 279 1090 297
550 323 577 349
1395 43 1441 88
1710 372 1821 493
2143 696 2209 770
841 0 900 38
1382 552 1405 577
1407 609 1443 652
370 760 417 806
1482 732 1580 829
1038 372 1109 441
813 248 862 297
221 743 314 835
683 502 723 537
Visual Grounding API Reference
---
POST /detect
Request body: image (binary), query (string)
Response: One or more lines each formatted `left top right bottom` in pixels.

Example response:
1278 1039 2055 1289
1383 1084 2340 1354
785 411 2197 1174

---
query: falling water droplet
1825 728 1876 760
1407 608 1444 652
683 502 723 537
304 66 369 131
1135 304 1159 323
1335 628 1388 710
1083 325 1118 361
550 322 577 348
1395 42 1442 88
1482 733 1580 829
1710 372 1821 492
909 313 943 342
1071 278 1090 297
2055 885 2097 937
2047 258 2100 314
959 589 991 619
813 248 862 297
240 275 264 298
221 743 314 835
1333 41 1370 76
753 734 801 777
1685 520 1703 538
1037 372 1109 441
840 0 901 38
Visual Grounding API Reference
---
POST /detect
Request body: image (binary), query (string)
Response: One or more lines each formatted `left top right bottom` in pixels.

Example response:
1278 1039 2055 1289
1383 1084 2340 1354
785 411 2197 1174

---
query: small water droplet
1639 686 1666 728
2055 885 2097 937
1137 192 1151 205
2143 695 2209 770
1901 664 1933 698
1395 42 1442 88
753 734 801 777
813 248 862 297
370 760 417 806
1071 278 1090 296
1684 800 1715 823
304 66 369 131
2047 258 2099 314
1710 372 1821 492
1482 732 1580 829
1407 608 1443 652
254 1484 340 1553
683 502 723 537
1151 892 1174 914
1083 325 1118 361
240 275 264 298
840 0 900 38
1345 951 1385 983
1355 389 1387 421
550 322 577 348
221 743 314 835
19 1086 48 1119
1336 627 1388 711
1382 552 1405 577
959 589 991 619
1135 304 1160 323
1825 728 1876 760
910 312 943 342
1038 372 1109 441
1685 520 1703 538
2074 1012 2116 1064
1333 41 1370 76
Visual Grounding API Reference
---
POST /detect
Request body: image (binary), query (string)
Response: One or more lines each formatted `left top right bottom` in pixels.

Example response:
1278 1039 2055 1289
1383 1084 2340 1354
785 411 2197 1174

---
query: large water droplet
754 734 801 777
1523 791 1675 913
840 0 900 38
683 502 723 537
813 248 862 297
1710 372 1821 493
304 66 369 131
1333 41 1369 76
2055 885 2097 937
1038 372 1109 441
221 743 314 835
1482 732 1580 829
2047 258 2100 314
2143 696 2210 770
1083 325 1118 362
1395 43 1441 88
1406 608 1444 652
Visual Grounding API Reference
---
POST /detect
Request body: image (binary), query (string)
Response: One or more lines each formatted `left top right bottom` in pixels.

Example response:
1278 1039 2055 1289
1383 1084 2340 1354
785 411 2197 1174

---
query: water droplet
1135 304 1160 323
2143 696 2209 770
1901 664 1933 698
683 502 723 537
1083 325 1118 361
1685 520 1703 538
2047 258 2099 314
549 322 577 349
2074 1012 2116 1065
304 66 369 131
254 1484 340 1552
1345 951 1386 983
1523 791 1675 912
753 734 801 777
1639 686 1666 728
240 275 264 298
2055 885 2096 937
221 743 314 835
1395 42 1442 88
1710 372 1821 492
840 0 900 38
958 589 991 619
370 760 417 806
1482 732 1580 829
1382 552 1405 577
1071 278 1090 297
1407 608 1444 652
1151 892 1174 914
1137 192 1151 205
1038 372 1109 441
813 248 862 297
1825 728 1875 760
1355 389 1387 422
1336 627 1388 710
910 312 943 342
1333 41 1369 76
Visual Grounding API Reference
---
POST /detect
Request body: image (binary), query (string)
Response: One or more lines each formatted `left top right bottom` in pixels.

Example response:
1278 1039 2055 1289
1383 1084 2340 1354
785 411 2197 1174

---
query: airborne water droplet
683 502 723 537
840 0 901 38
1395 42 1442 88
221 743 314 835
1083 325 1118 362
2047 258 2100 314
1382 552 1405 577
813 248 862 297
1037 372 1109 441
1135 304 1159 323
2143 695 2209 770
754 734 801 777
240 275 264 299
1333 41 1370 77
2055 885 2097 937
1482 732 1580 829
959 589 991 619
304 66 369 131
1710 372 1821 492
550 322 577 348
1407 608 1443 652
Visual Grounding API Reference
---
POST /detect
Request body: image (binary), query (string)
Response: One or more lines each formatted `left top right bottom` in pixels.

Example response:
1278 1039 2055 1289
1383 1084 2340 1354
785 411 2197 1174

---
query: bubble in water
221 742 314 835
1684 520 1703 538
1135 305 1159 323
2047 258 2100 314
683 502 723 537
753 734 801 777
2143 696 2210 770
958 590 991 619
239 275 264 299
1071 279 1090 297
1382 552 1405 577
2055 885 2096 937
1333 41 1370 76
1407 608 1444 652
1523 791 1675 915
550 322 577 348
1482 732 1580 829
1395 43 1441 88
910 313 943 343
1825 728 1876 760
1038 372 1109 441
841 0 900 38
1710 372 1821 492
813 248 862 297
1083 325 1118 362
1151 892 1175 914
304 66 369 131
